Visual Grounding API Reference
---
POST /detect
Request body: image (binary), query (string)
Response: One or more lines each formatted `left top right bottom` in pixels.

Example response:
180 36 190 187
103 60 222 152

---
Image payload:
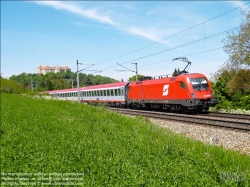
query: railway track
110 108 250 132
199 112 250 121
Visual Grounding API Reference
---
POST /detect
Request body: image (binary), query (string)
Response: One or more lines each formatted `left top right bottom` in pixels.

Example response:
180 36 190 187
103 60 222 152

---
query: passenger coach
49 82 130 107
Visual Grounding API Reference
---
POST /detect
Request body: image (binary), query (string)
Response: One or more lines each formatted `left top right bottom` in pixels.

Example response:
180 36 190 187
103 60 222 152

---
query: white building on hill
37 65 71 75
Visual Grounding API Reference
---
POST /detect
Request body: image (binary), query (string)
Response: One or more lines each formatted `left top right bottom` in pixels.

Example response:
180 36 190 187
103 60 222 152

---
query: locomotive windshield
190 78 209 90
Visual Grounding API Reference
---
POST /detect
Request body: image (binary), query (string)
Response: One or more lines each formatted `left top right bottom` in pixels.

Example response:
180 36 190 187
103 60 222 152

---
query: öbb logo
162 85 169 96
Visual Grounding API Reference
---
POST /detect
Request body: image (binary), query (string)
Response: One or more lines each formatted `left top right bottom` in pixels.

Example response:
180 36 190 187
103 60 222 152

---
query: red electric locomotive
126 57 218 112
126 73 217 112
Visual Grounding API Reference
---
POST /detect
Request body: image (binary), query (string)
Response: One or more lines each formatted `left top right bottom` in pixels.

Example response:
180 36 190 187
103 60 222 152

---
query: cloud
228 1 250 9
127 27 172 46
34 1 117 26
33 1 173 46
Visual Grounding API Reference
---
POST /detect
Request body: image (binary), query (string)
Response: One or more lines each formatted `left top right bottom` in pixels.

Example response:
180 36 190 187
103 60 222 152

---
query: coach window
104 90 106 96
114 89 117 96
180 81 187 89
110 89 113 96
117 89 121 96
100 90 103 96
107 89 110 96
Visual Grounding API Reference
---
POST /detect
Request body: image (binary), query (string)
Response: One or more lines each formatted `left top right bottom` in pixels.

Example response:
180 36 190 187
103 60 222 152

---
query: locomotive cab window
180 82 187 89
190 78 209 90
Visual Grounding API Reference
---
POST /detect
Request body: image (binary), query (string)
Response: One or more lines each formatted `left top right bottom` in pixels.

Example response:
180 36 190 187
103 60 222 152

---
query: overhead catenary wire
98 26 239 72
94 2 250 66
101 46 224 77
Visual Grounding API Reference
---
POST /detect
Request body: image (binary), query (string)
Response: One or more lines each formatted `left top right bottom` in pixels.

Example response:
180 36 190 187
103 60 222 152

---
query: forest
7 71 118 92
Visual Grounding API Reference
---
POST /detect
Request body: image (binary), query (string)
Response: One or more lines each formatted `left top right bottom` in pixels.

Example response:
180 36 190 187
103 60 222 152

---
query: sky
1 1 250 81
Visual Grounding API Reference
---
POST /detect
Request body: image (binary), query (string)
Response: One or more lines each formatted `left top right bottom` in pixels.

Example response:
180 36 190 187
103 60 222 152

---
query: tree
172 68 178 76
227 69 250 94
128 74 146 81
222 9 250 70
86 75 92 86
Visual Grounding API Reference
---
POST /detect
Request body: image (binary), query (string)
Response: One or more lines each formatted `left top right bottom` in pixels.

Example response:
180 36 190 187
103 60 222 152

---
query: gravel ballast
124 114 250 155
149 118 250 155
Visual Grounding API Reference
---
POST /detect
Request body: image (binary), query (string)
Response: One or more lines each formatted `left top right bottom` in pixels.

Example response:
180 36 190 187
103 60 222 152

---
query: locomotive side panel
141 79 177 101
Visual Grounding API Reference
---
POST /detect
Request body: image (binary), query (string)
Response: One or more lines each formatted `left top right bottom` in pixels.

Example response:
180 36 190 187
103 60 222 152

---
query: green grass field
1 93 250 186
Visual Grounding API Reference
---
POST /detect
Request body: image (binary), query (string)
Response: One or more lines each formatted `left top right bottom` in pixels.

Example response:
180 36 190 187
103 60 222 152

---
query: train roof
83 82 128 90
129 73 208 86
48 81 128 94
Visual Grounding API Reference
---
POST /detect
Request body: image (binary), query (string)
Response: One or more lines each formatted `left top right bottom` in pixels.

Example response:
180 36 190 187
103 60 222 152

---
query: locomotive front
184 73 218 112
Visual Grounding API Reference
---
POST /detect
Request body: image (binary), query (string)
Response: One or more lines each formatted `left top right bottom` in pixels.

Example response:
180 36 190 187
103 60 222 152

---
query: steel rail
110 108 250 132
202 112 250 121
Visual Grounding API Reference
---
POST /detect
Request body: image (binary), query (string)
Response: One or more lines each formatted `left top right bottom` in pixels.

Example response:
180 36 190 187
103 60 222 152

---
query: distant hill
9 71 119 92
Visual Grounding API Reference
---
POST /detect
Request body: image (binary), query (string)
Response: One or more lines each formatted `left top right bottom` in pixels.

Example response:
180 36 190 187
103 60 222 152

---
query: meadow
1 93 250 186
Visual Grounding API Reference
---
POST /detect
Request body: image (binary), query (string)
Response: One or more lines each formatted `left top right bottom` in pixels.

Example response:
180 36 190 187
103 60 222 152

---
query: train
47 72 218 113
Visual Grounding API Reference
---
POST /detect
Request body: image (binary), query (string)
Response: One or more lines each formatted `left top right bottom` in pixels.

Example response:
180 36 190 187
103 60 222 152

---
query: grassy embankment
1 93 250 186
